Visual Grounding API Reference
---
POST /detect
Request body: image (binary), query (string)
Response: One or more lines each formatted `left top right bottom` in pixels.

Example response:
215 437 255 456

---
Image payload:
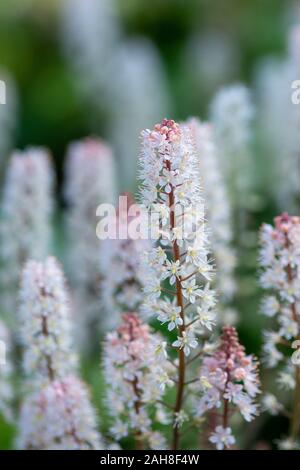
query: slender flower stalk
196 326 260 449
187 118 237 324
64 138 116 346
139 119 216 449
103 313 171 449
18 257 77 386
17 376 102 450
99 193 150 330
0 148 54 315
259 213 300 448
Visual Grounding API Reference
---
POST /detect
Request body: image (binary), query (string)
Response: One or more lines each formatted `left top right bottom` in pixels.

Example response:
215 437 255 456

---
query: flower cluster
103 313 171 449
259 213 300 446
108 39 170 189
210 84 254 210
0 72 18 162
260 214 300 367
197 326 260 449
17 376 102 450
139 119 215 332
0 320 13 422
64 138 116 345
18 257 77 386
187 118 237 324
256 25 300 211
139 119 216 449
0 148 54 314
100 194 150 330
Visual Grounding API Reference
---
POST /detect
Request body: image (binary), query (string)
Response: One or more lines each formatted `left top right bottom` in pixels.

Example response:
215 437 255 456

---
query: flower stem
285 234 300 439
291 366 300 437
167 164 186 451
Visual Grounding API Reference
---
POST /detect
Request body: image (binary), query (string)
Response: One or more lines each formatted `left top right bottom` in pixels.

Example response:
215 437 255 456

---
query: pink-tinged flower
17 376 102 450
197 326 260 446
103 313 171 449
209 425 235 450
259 213 300 447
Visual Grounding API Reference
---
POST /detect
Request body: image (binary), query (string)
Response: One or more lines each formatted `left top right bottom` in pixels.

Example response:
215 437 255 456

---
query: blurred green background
0 0 288 173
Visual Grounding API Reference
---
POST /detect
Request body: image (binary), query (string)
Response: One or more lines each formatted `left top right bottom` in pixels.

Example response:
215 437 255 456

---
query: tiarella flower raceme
60 0 169 190
210 84 254 215
0 72 18 164
18 257 77 386
103 313 171 450
17 376 102 450
256 25 300 211
0 320 13 422
139 119 216 449
259 213 300 448
99 193 150 330
187 118 237 324
0 148 53 315
64 138 116 347
108 39 170 190
197 326 260 449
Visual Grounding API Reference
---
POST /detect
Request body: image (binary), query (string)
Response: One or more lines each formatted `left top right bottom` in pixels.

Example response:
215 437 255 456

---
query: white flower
277 371 296 390
111 421 128 440
144 278 162 300
261 296 280 317
158 304 183 331
209 426 235 450
172 331 198 356
182 278 202 303
196 307 216 331
165 260 182 285
276 437 299 450
224 383 243 402
155 341 168 359
146 431 168 450
261 393 282 416
236 395 258 422
199 284 216 310
156 371 173 391
173 410 188 428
